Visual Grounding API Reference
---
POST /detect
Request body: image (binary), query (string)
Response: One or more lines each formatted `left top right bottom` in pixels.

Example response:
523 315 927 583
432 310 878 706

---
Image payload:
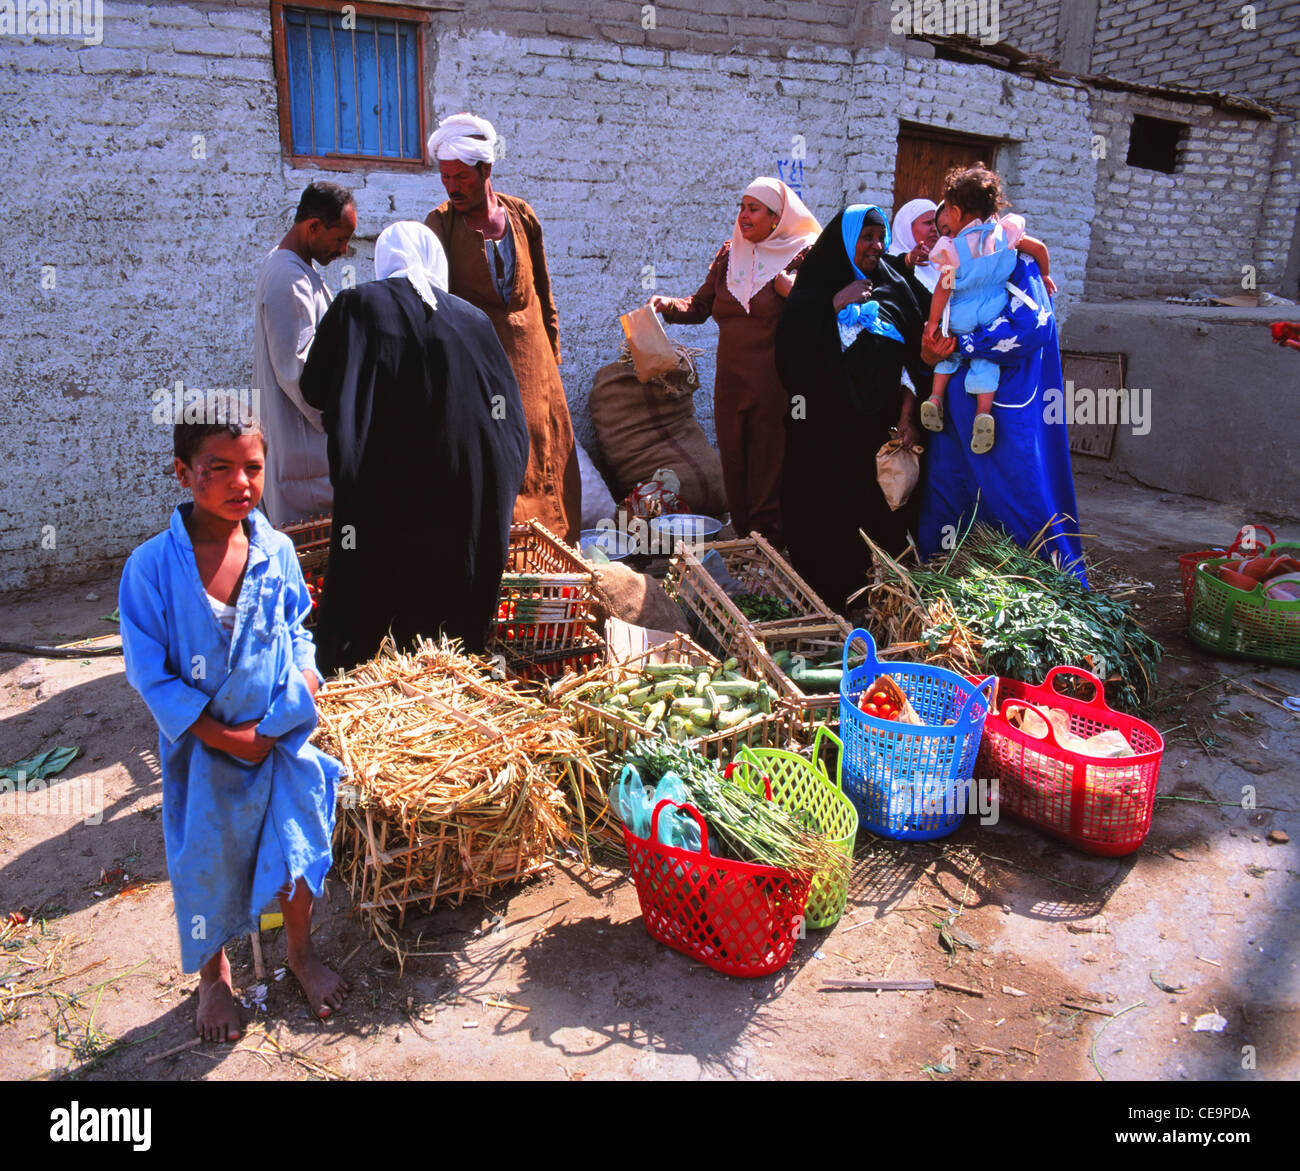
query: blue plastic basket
838 629 995 841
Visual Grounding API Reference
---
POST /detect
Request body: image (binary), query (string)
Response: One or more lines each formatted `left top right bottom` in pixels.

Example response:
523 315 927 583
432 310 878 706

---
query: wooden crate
731 621 855 739
493 520 605 665
664 533 845 660
568 632 788 777
496 628 606 685
278 513 331 629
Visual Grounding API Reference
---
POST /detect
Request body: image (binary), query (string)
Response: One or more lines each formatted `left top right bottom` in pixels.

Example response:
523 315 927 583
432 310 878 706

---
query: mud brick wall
0 0 1292 590
1091 0 1300 114
1087 90 1295 300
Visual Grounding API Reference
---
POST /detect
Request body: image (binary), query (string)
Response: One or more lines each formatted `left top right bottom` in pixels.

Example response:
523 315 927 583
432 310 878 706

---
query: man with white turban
425 112 581 544
300 222 529 672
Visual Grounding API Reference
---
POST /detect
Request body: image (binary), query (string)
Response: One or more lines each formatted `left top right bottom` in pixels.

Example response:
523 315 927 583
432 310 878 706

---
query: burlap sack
588 350 727 518
591 562 692 634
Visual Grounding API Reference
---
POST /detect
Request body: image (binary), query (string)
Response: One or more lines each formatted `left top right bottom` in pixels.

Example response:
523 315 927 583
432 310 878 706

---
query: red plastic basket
977 667 1164 856
623 799 812 978
1178 524 1276 617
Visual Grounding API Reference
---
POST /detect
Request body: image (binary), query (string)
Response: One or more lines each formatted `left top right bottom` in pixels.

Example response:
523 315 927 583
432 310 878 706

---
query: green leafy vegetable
2 746 80 785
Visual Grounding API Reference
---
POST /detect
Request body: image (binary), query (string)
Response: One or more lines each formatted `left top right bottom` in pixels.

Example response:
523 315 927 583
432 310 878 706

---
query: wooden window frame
893 122 1009 210
270 0 432 174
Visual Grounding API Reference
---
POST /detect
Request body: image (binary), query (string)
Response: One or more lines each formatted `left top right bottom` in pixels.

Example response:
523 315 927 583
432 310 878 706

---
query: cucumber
641 662 694 679
644 699 667 733
711 679 759 698
717 708 753 730
670 697 708 714
789 664 843 694
688 708 715 728
627 684 655 708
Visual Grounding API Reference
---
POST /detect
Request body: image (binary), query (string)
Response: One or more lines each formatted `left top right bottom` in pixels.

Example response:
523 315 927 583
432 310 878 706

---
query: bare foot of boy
196 949 243 1042
286 946 349 1020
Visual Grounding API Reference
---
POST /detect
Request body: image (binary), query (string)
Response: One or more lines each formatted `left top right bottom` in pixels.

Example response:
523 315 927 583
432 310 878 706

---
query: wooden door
893 125 1003 208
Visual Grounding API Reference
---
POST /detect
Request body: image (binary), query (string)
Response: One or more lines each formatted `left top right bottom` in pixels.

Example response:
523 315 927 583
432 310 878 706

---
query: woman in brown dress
651 178 820 545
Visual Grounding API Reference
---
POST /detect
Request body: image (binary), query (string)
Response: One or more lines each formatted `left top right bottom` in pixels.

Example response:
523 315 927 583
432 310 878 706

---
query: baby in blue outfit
920 164 1057 454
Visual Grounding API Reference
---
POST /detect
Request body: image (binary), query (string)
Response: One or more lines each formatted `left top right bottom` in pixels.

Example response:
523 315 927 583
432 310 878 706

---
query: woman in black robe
777 205 933 612
300 222 529 674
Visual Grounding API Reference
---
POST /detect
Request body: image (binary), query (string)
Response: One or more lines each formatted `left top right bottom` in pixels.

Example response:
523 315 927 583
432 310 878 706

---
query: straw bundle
313 638 603 950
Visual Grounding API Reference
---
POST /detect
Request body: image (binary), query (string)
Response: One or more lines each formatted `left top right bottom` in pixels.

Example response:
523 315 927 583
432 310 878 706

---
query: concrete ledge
1061 299 1300 515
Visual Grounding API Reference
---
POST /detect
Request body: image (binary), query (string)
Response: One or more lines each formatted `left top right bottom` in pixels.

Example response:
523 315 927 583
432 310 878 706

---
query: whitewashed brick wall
1092 0 1300 115
993 0 1064 57
0 0 1293 591
1087 91 1294 299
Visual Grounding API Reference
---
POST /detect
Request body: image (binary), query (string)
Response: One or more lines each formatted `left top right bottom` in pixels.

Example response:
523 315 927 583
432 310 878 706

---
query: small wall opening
1126 114 1186 174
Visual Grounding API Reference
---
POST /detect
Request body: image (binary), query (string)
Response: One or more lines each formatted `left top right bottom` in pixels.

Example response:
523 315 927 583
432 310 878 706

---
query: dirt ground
1 461 1296 1083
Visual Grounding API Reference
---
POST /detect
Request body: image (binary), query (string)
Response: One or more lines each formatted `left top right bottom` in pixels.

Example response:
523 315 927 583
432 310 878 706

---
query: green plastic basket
1188 543 1300 667
728 728 859 929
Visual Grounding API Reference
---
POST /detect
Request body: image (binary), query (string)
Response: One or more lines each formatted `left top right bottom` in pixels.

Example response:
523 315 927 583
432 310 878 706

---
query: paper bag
876 438 924 511
619 303 680 383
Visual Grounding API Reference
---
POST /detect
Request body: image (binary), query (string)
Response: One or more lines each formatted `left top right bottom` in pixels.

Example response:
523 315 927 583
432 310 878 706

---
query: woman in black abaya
300 222 529 674
777 205 933 612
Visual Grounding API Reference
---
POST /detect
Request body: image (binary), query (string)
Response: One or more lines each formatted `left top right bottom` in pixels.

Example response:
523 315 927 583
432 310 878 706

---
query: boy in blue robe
119 413 347 1041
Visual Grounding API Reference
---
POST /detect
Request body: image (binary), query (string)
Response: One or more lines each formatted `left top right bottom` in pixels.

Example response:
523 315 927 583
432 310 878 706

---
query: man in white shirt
253 181 357 525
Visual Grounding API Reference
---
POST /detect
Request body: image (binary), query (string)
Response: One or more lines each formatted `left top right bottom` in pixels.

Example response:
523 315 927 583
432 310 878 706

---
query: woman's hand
896 393 924 451
832 279 874 313
905 244 929 270
647 295 672 315
921 321 956 366
1043 274 1058 297
773 269 796 298
303 670 320 700
895 417 924 451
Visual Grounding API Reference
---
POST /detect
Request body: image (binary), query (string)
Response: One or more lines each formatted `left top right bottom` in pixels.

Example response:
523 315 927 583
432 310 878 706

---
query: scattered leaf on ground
1 746 81 784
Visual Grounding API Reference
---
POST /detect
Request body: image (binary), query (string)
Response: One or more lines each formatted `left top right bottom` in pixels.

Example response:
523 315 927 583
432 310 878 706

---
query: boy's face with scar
175 432 266 525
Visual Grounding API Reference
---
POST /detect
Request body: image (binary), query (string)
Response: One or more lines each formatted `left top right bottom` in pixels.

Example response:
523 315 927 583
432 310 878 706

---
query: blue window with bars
282 6 422 163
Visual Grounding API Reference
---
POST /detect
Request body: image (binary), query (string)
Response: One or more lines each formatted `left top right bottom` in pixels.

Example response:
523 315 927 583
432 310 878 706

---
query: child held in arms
119 405 347 1041
920 163 1058 454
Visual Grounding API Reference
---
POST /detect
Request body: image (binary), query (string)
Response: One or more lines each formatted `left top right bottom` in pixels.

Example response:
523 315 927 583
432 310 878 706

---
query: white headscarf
427 112 498 167
374 221 449 311
891 198 940 292
726 177 821 313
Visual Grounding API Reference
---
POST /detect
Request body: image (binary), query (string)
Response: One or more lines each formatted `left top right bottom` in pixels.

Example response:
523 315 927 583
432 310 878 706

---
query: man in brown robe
425 113 580 544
